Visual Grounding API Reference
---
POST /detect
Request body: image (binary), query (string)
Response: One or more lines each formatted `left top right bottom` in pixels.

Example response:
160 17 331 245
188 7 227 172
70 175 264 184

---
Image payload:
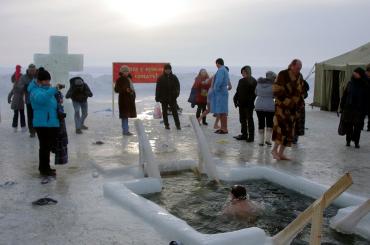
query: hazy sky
1 0 370 68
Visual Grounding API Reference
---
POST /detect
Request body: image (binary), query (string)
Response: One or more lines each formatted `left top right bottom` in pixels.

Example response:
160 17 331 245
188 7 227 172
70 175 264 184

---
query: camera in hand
56 83 65 90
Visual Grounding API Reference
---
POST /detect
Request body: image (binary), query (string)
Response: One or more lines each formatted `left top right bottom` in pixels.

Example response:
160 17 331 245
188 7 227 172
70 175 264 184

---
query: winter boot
258 129 265 146
265 128 272 146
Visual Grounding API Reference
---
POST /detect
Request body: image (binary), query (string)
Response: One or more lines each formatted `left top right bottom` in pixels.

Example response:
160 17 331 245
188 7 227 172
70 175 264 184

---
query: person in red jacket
192 69 211 125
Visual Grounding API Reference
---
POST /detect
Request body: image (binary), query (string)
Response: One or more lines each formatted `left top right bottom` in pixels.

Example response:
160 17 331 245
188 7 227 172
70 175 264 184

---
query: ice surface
0 67 369 244
330 202 370 240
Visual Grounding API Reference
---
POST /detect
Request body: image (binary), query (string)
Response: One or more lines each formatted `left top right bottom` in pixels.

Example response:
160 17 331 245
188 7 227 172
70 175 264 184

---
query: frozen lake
0 67 369 244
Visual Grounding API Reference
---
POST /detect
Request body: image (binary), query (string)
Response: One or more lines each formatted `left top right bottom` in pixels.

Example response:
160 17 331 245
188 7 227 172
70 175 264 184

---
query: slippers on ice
214 129 228 134
32 197 58 206
93 141 104 145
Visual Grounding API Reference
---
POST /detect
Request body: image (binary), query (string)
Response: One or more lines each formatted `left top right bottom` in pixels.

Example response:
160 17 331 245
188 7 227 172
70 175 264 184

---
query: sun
107 0 185 28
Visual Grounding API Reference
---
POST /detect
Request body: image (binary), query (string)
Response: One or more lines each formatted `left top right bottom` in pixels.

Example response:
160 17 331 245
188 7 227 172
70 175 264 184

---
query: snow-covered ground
0 67 369 244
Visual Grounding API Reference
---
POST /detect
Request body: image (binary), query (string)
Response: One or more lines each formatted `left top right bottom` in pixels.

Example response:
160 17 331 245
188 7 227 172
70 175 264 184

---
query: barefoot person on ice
271 59 305 160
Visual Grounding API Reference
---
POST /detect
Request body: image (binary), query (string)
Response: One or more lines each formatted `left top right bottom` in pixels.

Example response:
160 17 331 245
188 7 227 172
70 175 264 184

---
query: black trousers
161 101 180 128
196 104 207 123
345 121 364 145
256 111 274 129
35 127 58 173
26 103 35 134
12 109 26 128
239 107 254 138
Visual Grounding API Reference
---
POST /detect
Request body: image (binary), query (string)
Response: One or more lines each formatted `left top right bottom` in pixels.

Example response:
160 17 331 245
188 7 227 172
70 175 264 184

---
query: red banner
112 62 167 83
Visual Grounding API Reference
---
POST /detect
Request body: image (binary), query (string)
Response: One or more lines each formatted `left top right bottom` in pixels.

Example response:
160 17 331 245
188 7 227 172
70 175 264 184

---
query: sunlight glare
107 0 185 28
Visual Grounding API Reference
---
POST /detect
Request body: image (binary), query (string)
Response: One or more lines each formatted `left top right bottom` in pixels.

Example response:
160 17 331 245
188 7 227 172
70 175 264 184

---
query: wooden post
272 173 352 245
310 198 325 244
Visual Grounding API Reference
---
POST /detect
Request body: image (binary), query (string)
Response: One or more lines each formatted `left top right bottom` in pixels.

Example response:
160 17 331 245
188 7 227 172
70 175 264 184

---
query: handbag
337 113 346 136
188 87 198 108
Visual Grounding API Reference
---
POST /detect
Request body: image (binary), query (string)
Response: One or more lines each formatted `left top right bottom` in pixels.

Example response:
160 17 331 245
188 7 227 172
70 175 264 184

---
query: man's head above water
231 185 247 200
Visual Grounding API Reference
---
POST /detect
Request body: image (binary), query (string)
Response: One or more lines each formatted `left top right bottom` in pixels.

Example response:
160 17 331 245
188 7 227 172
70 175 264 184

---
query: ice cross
34 36 84 85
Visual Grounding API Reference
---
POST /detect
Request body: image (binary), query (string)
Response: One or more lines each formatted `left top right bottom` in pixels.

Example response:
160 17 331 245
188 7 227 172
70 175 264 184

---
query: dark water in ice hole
143 172 368 245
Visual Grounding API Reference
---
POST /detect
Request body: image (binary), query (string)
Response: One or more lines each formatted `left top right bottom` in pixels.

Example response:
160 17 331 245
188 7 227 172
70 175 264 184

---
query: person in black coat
365 64 370 131
155 64 181 130
55 87 68 165
66 77 93 134
233 66 257 142
340 67 368 148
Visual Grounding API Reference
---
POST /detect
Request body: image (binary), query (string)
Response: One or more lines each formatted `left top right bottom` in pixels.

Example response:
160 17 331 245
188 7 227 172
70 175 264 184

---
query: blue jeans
121 118 129 134
72 101 88 129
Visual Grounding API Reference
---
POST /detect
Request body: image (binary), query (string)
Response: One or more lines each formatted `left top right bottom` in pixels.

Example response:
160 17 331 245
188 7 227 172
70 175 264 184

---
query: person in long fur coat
271 59 304 160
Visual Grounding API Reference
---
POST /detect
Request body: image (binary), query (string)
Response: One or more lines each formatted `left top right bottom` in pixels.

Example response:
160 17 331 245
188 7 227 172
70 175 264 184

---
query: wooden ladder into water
272 172 353 245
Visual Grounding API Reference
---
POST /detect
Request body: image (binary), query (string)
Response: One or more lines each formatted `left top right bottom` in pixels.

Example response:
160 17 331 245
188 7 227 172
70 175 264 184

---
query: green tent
313 42 370 111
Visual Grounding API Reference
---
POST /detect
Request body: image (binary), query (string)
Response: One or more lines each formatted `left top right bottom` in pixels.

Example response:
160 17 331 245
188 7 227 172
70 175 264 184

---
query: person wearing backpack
65 77 93 134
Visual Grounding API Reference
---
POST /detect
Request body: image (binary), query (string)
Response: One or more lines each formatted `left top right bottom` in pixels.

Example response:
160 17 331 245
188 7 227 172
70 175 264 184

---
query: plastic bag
153 103 162 119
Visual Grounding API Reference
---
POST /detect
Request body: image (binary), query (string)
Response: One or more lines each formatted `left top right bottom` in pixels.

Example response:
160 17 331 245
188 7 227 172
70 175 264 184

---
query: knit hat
28 64 36 69
37 67 51 81
164 63 172 70
119 65 130 73
266 71 277 81
353 67 366 79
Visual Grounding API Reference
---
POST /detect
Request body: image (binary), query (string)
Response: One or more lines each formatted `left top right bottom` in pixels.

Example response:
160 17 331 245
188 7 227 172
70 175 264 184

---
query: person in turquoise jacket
211 58 230 134
28 67 59 177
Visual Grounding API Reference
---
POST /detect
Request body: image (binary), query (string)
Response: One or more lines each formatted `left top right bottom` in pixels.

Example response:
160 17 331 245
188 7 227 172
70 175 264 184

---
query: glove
234 102 238 108
8 98 11 104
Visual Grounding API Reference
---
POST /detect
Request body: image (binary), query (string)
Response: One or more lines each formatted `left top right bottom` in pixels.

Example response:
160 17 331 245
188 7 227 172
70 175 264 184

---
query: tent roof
319 42 370 66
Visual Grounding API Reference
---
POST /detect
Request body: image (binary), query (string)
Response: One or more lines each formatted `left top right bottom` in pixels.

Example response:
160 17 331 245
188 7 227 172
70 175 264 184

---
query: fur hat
119 65 130 73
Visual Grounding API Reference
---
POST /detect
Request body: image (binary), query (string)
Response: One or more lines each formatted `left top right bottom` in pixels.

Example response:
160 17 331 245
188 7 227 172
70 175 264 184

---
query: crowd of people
187 58 309 160
188 59 370 159
7 64 93 177
5 60 370 179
